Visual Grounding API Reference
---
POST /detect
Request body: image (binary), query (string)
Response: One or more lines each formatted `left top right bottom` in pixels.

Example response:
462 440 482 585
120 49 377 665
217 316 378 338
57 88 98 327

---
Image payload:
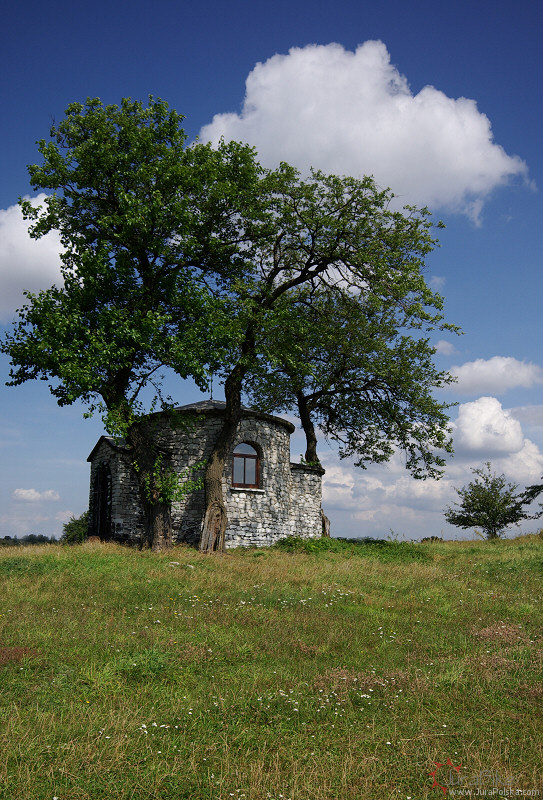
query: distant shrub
61 511 89 544
22 534 54 545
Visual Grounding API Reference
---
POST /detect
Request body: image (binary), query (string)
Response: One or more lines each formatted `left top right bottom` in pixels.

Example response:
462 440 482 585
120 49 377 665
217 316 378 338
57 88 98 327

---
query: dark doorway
92 464 112 541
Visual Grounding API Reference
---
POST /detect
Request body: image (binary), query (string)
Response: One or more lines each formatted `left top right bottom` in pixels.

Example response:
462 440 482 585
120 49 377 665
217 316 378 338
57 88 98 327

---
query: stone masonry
87 400 325 548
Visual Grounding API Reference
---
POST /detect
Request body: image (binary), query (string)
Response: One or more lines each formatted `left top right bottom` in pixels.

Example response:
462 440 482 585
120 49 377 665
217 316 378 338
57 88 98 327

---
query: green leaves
2 96 271 547
139 454 204 505
245 263 456 479
3 97 266 421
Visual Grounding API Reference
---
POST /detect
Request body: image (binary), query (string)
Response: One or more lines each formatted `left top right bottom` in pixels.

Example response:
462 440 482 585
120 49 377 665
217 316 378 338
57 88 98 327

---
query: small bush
61 511 89 544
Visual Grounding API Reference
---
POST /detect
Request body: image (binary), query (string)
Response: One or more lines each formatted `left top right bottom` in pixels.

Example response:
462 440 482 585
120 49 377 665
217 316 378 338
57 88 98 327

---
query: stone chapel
87 400 325 548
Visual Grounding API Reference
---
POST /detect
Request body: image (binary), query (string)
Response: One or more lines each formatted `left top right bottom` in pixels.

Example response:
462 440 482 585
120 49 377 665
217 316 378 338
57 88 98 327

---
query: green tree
1 97 263 550
444 462 543 539
21 534 54 545
61 512 89 544
199 167 457 550
244 284 455 478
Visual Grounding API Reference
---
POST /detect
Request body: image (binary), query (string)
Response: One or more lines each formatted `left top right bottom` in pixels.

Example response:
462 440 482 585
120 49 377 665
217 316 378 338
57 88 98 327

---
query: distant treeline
0 534 57 547
0 512 89 548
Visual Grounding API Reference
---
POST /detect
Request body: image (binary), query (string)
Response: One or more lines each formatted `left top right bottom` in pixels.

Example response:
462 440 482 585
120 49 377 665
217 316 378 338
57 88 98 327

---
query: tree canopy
6 97 263 418
197 164 458 548
244 282 455 479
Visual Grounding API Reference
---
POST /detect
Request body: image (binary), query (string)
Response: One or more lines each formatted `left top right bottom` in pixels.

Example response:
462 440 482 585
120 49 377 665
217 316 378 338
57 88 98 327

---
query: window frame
232 443 260 489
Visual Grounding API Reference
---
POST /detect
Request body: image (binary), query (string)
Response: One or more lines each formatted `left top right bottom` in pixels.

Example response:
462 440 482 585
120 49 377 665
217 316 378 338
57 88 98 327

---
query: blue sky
2 0 543 540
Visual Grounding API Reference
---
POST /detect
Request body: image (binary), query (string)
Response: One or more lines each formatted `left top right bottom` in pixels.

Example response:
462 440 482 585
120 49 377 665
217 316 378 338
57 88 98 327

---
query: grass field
0 534 541 800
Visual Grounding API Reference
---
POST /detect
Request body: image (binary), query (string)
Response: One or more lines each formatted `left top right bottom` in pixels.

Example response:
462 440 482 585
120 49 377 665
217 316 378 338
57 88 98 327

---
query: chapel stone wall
288 463 325 539
88 439 143 543
88 403 325 547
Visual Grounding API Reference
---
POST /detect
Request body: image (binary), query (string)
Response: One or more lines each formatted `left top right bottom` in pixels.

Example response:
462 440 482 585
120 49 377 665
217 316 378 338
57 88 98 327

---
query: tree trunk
199 365 244 553
296 391 322 468
126 421 173 551
296 392 329 538
199 449 228 553
147 501 173 552
321 507 331 537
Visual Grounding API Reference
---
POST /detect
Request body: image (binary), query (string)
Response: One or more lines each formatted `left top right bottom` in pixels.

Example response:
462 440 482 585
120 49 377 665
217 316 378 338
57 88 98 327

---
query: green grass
0 535 542 799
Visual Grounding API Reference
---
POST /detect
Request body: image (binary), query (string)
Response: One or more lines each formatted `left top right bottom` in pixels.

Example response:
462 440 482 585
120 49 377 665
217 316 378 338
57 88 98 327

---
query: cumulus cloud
12 488 60 502
321 455 459 539
321 462 360 510
200 41 529 220
323 454 453 514
453 396 524 456
435 339 458 356
450 357 543 395
492 439 543 485
0 194 63 324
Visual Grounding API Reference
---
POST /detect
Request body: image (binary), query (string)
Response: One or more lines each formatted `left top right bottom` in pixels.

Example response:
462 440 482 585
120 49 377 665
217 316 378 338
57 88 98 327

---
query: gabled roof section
87 435 129 463
88 402 296 462
173 400 296 433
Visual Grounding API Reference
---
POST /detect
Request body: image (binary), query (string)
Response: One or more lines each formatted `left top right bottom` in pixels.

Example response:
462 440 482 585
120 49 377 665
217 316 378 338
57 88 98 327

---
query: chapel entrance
92 464 112 541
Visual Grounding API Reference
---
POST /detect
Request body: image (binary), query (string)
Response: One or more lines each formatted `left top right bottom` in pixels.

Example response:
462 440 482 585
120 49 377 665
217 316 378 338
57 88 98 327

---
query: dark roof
87 435 128 463
173 399 295 433
173 399 243 412
88 401 295 461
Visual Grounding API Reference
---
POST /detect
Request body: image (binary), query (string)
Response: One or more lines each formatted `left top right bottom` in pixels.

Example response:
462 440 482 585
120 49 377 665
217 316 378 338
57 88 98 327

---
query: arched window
232 443 259 488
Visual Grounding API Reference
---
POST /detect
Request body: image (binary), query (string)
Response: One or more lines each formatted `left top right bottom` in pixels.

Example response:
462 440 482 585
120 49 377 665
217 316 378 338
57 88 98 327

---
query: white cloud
435 339 458 356
429 276 446 291
55 510 74 523
0 194 63 324
321 462 359 510
323 453 453 515
382 473 454 507
12 488 60 502
0 511 50 539
450 357 543 395
453 396 524 456
492 439 543 485
352 503 422 525
321 455 458 539
200 41 529 220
